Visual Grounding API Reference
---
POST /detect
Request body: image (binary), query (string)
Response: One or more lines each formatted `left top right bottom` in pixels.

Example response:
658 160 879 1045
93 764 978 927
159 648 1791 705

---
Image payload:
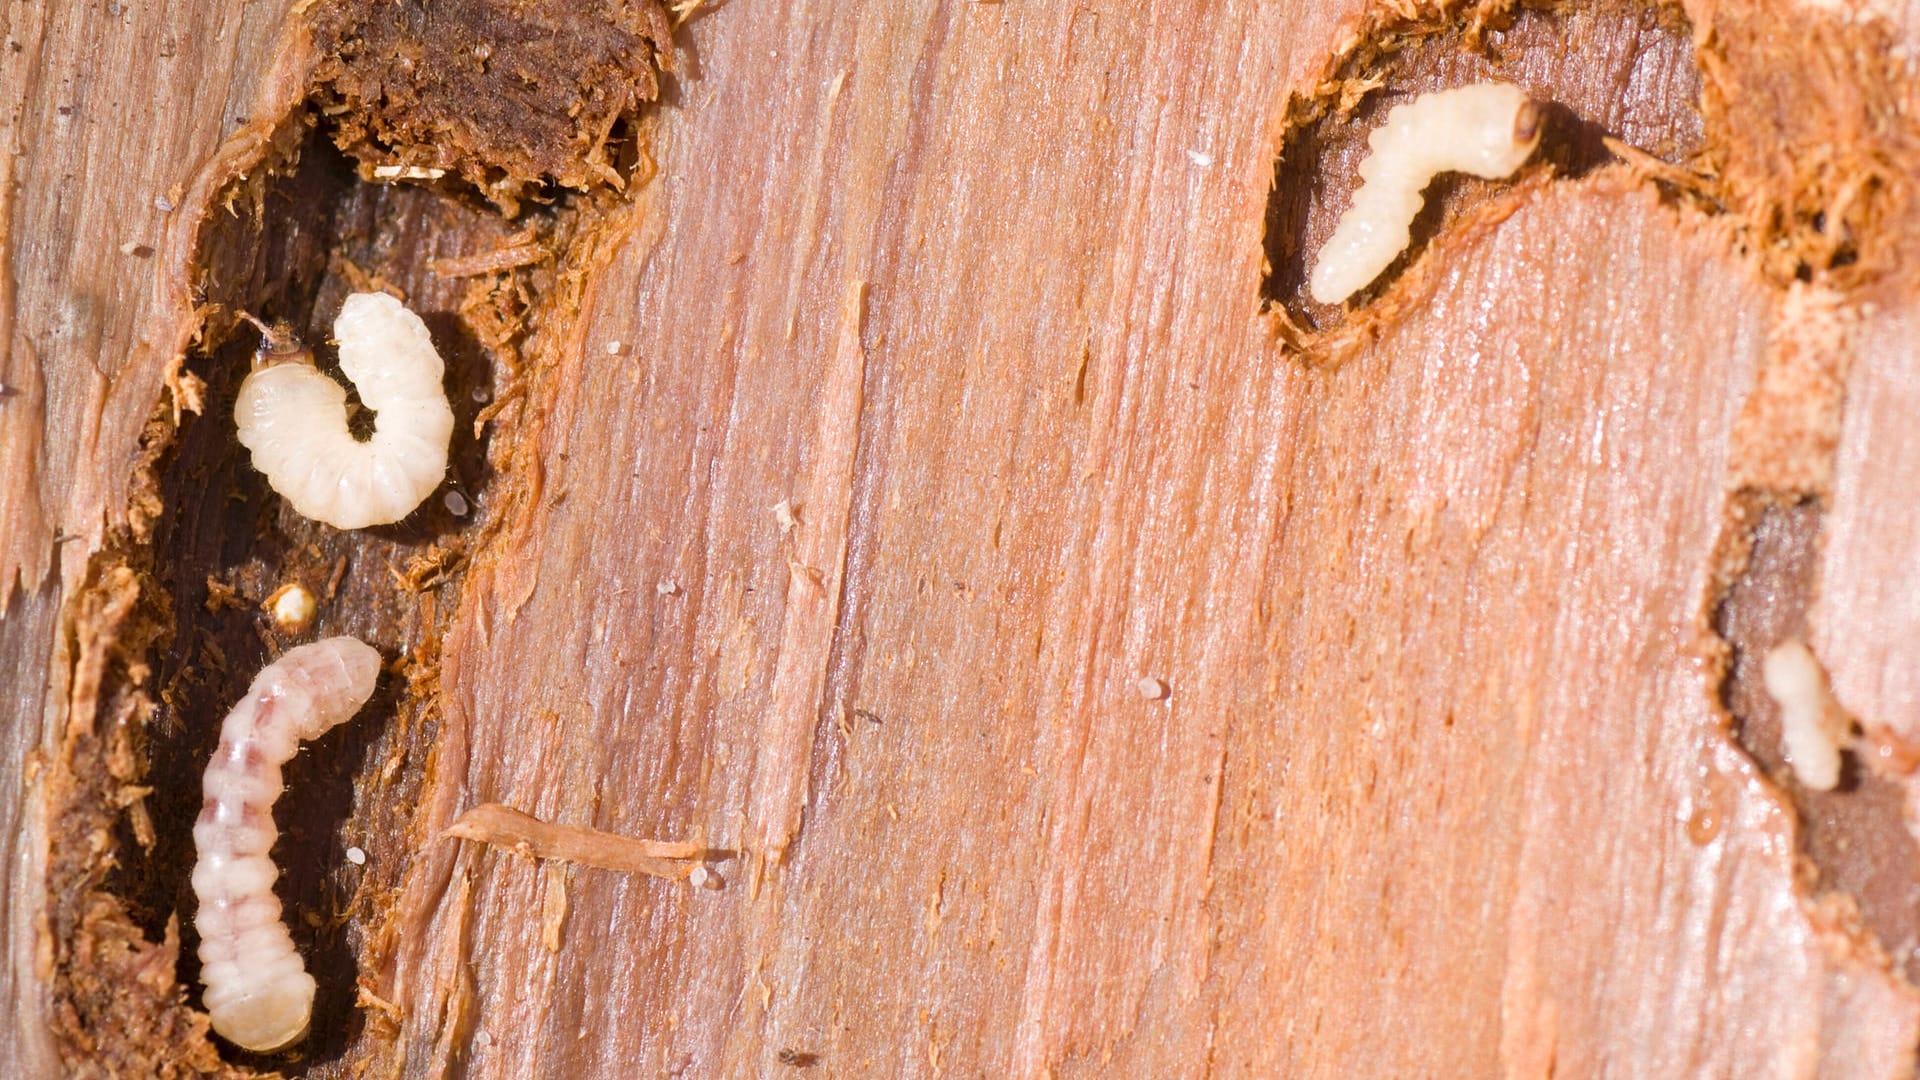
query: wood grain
0 3 301 1077
0 578 58 1077
0 0 299 597
371 3 1913 1073
8 0 1920 1076
1819 298 1920 750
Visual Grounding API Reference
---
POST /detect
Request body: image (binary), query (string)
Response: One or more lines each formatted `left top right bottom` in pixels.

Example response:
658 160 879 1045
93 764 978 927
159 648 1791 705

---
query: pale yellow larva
1761 639 1852 791
1308 82 1543 305
192 636 381 1052
234 292 455 530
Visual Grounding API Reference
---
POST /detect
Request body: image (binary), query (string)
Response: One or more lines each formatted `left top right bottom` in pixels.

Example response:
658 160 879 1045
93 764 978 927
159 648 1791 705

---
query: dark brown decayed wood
2 4 310 1076
8 0 1920 1077
309 0 674 212
9 1 672 1073
120 139 524 1075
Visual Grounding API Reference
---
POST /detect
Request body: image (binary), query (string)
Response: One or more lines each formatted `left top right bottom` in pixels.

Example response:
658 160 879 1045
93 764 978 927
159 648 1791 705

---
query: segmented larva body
192 636 381 1051
234 292 454 530
1761 639 1852 791
1308 83 1543 305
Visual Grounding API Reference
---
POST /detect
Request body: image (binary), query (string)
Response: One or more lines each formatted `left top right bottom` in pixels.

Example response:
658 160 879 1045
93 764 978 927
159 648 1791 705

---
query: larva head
1448 83 1543 179
237 311 313 371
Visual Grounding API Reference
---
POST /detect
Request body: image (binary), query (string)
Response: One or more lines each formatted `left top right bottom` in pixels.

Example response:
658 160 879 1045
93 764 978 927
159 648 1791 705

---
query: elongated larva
234 292 455 529
1308 83 1543 305
1761 639 1852 791
192 636 381 1051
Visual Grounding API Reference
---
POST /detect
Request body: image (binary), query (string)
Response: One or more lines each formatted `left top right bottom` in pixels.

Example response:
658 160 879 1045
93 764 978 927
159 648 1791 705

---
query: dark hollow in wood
1714 498 1920 982
1265 0 1705 332
46 0 680 1067
21 0 1920 1075
111 135 514 1074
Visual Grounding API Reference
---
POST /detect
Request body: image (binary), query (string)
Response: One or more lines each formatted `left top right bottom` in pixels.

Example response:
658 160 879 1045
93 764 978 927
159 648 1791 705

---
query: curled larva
234 292 455 529
192 636 381 1051
1308 82 1543 305
1761 639 1853 791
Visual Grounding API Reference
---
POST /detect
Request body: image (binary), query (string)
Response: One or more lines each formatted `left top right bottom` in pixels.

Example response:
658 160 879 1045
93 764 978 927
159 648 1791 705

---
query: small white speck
345 846 367 866
1186 149 1214 168
265 583 317 634
773 499 800 534
656 580 679 596
471 386 491 403
604 340 623 355
154 195 176 212
118 240 147 256
1136 676 1168 700
444 491 470 516
688 865 721 890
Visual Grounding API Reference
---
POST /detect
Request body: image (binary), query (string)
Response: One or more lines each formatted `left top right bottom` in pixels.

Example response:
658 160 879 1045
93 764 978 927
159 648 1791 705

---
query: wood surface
6 0 1920 1077
3 3 309 1076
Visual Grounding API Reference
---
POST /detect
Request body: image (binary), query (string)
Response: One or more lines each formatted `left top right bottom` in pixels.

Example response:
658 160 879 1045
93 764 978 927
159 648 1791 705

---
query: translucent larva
233 292 455 529
192 636 381 1051
1308 83 1543 305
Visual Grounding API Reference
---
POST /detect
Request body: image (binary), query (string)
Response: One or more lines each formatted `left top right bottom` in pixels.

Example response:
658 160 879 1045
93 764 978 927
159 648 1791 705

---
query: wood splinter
428 242 549 279
442 802 713 882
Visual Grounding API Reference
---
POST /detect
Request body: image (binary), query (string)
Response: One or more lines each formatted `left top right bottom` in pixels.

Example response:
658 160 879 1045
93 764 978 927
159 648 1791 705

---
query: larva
1761 639 1853 791
192 635 381 1051
234 292 455 530
1308 82 1543 305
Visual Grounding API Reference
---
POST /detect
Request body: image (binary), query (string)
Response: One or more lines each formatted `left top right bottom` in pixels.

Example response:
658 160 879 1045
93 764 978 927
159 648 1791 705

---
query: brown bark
6 0 1920 1077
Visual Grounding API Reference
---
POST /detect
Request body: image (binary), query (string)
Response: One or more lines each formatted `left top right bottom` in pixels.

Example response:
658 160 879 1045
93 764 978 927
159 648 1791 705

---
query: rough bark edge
1258 0 1919 366
36 1 678 1074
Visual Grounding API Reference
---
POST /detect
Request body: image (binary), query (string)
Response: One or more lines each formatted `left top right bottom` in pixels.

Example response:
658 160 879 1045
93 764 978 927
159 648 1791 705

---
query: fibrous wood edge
11 0 1920 1068
22 0 678 1075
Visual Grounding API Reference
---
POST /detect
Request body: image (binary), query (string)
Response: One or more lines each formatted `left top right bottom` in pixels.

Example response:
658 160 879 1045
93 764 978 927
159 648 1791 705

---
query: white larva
1761 639 1853 792
234 292 455 530
192 635 381 1051
1308 82 1543 305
